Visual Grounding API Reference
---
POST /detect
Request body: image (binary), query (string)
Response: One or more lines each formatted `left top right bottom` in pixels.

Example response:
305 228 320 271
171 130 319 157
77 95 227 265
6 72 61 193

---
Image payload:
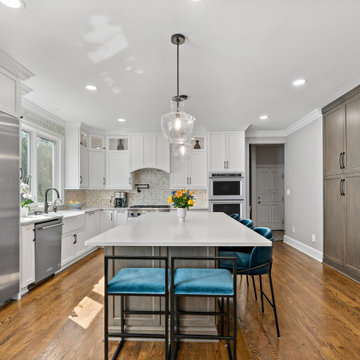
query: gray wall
284 116 323 252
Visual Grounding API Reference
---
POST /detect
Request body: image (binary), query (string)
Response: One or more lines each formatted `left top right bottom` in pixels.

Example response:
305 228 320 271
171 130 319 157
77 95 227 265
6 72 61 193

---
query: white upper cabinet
189 152 208 188
209 131 245 172
130 133 170 172
79 146 89 188
156 134 170 172
170 136 208 189
90 134 105 151
65 123 90 189
106 136 132 189
89 150 106 188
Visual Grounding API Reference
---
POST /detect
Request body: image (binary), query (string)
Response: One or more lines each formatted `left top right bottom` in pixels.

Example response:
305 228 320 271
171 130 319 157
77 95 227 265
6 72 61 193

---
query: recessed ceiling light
292 79 307 87
259 114 269 120
125 66 132 71
0 0 25 9
85 84 98 91
135 69 144 75
117 118 126 122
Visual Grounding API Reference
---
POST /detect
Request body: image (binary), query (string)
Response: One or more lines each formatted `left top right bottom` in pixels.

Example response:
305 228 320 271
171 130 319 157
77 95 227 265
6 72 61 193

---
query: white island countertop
85 212 272 247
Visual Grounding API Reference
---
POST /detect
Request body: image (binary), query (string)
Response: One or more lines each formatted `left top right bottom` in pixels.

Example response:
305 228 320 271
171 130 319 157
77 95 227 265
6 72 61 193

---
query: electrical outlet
292 226 296 233
311 234 316 243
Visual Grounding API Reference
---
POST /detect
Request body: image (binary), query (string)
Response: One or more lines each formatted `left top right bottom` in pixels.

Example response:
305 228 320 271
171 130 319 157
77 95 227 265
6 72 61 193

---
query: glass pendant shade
161 110 195 144
172 141 192 161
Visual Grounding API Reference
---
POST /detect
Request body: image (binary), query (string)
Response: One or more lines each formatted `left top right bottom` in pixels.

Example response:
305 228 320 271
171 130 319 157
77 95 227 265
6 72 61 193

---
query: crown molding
22 98 66 127
21 83 33 96
284 109 322 136
246 109 322 138
246 129 286 138
0 50 33 81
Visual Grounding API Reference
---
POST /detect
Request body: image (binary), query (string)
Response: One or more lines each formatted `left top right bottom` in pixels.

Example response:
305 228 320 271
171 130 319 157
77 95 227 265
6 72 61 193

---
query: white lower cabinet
101 210 115 232
20 224 35 291
61 214 87 267
114 209 128 226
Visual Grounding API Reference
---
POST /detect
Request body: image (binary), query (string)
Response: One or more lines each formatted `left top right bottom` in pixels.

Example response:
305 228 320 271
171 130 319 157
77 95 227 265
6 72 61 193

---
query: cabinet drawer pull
73 234 77 244
80 175 83 184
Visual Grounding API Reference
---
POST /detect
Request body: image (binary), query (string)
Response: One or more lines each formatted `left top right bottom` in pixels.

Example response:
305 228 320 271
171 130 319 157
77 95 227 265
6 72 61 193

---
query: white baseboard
284 235 323 262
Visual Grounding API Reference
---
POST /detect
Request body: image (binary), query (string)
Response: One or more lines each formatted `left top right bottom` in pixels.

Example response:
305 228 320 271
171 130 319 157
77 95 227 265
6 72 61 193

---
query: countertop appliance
128 205 170 218
34 219 63 284
0 112 20 307
114 192 127 208
209 172 245 200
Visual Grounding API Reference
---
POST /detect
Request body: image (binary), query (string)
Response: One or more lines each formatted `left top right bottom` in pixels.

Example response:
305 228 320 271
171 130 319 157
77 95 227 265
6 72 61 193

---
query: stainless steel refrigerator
0 111 20 307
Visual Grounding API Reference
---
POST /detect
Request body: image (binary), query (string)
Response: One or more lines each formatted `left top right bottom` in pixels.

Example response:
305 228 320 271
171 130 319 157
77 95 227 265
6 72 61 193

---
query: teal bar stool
104 255 169 360
170 256 237 360
239 218 254 229
219 227 280 337
230 213 240 220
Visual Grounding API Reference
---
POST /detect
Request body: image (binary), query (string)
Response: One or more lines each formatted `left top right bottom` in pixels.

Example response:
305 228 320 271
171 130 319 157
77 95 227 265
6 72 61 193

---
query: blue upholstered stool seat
218 251 250 270
108 268 168 295
239 218 254 229
174 268 234 296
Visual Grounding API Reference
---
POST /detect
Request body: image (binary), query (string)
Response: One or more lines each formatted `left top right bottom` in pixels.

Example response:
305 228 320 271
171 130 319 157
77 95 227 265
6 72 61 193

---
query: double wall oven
209 172 245 217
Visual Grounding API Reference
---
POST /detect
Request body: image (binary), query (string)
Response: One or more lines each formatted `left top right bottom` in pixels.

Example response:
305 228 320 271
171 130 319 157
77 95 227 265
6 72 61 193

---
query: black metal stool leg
165 291 169 359
259 275 264 313
246 275 249 286
104 292 108 360
268 272 280 338
251 275 257 301
221 296 224 336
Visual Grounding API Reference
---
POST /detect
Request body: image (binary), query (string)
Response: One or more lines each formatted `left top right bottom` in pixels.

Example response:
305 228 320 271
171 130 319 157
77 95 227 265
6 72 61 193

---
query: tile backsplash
64 168 208 209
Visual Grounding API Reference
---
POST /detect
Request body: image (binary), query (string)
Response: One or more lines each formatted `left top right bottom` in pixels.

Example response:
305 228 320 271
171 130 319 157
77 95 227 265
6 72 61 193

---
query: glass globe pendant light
172 141 192 161
161 34 195 148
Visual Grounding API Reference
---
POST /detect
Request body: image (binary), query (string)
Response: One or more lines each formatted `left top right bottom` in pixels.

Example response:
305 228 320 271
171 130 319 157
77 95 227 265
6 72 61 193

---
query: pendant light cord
176 37 180 112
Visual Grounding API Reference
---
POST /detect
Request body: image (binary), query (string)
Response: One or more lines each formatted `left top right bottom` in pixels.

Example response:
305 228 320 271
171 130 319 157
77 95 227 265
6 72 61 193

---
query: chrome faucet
44 188 61 214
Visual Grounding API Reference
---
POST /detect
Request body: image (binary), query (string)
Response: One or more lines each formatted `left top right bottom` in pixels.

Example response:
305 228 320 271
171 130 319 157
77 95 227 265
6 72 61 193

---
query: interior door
323 105 345 177
346 95 360 173
324 177 346 265
255 166 284 230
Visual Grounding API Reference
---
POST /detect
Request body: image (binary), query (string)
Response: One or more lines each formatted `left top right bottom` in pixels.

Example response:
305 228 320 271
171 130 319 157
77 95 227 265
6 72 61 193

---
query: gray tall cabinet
323 86 360 281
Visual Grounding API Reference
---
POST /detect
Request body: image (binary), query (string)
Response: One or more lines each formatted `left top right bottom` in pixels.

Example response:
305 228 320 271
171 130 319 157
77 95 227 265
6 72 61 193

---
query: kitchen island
86 211 271 336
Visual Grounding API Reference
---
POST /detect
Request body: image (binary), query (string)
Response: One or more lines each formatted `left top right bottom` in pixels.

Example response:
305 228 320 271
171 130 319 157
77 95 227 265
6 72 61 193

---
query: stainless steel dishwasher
34 219 63 283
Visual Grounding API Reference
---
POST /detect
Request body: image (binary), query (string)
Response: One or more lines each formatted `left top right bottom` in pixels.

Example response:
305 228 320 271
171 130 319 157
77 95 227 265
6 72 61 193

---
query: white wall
284 116 323 258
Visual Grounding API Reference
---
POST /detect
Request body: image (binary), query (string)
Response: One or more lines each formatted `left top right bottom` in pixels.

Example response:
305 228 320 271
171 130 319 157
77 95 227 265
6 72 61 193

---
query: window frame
21 122 63 207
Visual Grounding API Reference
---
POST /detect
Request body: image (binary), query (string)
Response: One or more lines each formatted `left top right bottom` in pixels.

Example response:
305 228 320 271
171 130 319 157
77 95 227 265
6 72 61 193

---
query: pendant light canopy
161 34 195 160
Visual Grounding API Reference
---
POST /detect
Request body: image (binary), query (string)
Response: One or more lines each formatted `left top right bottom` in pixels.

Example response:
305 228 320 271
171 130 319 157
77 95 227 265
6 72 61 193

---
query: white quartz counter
85 211 271 247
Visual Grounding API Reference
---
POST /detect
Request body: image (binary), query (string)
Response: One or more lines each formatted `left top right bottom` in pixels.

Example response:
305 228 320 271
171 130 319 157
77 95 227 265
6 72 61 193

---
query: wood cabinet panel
345 175 360 274
346 95 360 173
323 106 345 177
324 177 346 265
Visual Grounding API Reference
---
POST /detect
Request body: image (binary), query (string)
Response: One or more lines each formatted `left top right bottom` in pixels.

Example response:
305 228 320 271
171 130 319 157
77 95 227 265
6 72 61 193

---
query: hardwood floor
1 243 360 360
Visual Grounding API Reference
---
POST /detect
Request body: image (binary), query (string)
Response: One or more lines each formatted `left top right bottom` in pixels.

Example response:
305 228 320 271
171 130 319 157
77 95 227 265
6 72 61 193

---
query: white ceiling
1 0 360 132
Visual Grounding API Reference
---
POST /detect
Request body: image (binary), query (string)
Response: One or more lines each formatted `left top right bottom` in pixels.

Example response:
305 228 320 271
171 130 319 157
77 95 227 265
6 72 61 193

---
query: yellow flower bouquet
168 189 195 209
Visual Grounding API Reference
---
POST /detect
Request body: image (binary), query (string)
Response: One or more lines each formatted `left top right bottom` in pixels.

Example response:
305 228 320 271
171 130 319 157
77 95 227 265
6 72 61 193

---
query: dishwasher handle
38 222 64 231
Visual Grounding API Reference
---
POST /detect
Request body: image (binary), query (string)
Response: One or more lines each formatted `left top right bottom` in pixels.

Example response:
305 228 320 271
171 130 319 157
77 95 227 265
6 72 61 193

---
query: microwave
209 172 245 200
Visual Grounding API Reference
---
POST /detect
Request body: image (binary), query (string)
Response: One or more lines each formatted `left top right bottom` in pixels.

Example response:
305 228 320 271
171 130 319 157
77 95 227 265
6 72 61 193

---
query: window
21 124 62 206
37 136 55 203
